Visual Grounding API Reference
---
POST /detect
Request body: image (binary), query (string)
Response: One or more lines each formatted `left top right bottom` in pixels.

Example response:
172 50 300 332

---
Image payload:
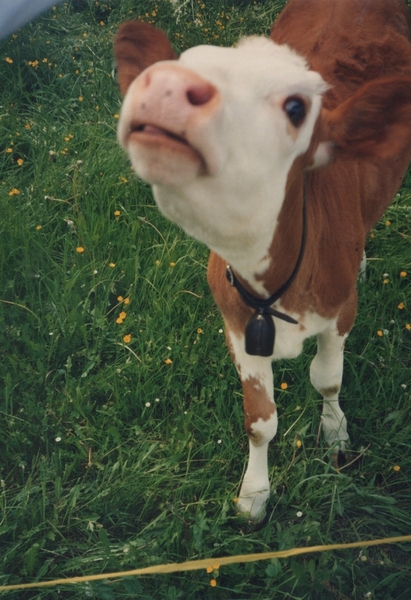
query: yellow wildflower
210 579 217 588
124 298 130 305
377 330 383 337
393 465 401 472
35 225 42 231
109 262 116 268
280 382 288 390
119 311 127 320
114 210 121 216
76 246 85 253
8 188 20 196
116 317 123 324
123 334 131 343
164 358 173 365
400 271 407 278
5 57 13 64
398 302 405 310
17 158 24 166
117 296 124 302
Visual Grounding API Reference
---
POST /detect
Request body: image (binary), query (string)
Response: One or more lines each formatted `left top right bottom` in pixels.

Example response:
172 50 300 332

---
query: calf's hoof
330 439 351 469
235 488 270 525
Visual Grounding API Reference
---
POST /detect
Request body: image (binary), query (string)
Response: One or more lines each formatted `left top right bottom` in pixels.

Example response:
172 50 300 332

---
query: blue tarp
0 0 64 40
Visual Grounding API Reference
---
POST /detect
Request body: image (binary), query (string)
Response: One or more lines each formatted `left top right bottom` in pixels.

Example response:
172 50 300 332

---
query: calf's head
115 22 411 284
115 22 328 277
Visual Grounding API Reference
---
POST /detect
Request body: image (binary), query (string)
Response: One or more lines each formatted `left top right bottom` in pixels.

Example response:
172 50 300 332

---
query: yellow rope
0 534 410 592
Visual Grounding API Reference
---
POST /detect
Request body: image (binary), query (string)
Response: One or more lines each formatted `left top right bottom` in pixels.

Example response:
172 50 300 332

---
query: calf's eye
283 96 306 127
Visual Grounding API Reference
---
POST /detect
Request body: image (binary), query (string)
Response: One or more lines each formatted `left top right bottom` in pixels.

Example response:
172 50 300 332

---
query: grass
1 0 411 597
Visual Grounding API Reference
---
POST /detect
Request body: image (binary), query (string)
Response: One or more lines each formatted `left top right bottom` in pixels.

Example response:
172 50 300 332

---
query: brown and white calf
115 0 411 522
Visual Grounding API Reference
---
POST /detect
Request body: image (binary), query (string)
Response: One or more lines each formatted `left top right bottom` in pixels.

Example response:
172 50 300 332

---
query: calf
115 0 411 523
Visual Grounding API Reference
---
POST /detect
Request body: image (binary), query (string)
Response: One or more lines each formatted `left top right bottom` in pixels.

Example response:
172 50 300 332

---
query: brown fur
271 0 411 106
242 378 277 442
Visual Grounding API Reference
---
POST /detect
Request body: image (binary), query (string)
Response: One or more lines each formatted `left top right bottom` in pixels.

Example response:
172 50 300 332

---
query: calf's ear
114 21 177 95
326 76 411 161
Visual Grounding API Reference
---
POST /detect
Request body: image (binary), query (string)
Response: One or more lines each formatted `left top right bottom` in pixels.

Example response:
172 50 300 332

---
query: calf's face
117 28 327 275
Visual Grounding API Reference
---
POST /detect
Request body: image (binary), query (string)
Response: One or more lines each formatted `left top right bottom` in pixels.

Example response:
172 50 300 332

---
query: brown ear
326 77 411 160
114 21 177 95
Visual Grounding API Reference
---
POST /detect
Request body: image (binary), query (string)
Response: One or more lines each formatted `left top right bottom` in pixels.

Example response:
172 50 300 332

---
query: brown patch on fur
337 289 358 336
286 120 300 142
321 385 340 398
207 251 253 339
248 430 264 445
242 377 276 442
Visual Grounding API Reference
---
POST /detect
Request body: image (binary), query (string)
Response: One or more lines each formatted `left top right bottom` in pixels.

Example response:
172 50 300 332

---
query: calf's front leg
227 327 277 523
310 325 350 456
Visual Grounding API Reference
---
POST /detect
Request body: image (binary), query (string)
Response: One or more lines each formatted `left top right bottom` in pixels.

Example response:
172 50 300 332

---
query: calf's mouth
127 121 209 175
128 122 189 146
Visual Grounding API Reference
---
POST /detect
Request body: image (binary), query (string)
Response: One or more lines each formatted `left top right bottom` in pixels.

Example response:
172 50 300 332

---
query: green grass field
1 1 411 597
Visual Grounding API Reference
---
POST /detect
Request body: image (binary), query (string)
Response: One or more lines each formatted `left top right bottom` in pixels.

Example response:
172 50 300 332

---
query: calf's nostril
186 83 215 106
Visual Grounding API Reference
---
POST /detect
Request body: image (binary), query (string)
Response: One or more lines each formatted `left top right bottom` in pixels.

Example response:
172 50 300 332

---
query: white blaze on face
119 36 327 288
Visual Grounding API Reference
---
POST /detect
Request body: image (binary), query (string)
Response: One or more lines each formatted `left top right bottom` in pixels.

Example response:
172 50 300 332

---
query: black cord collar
226 183 307 356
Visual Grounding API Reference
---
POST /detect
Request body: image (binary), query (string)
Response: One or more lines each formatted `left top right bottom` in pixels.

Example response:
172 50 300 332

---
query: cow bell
245 310 275 356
